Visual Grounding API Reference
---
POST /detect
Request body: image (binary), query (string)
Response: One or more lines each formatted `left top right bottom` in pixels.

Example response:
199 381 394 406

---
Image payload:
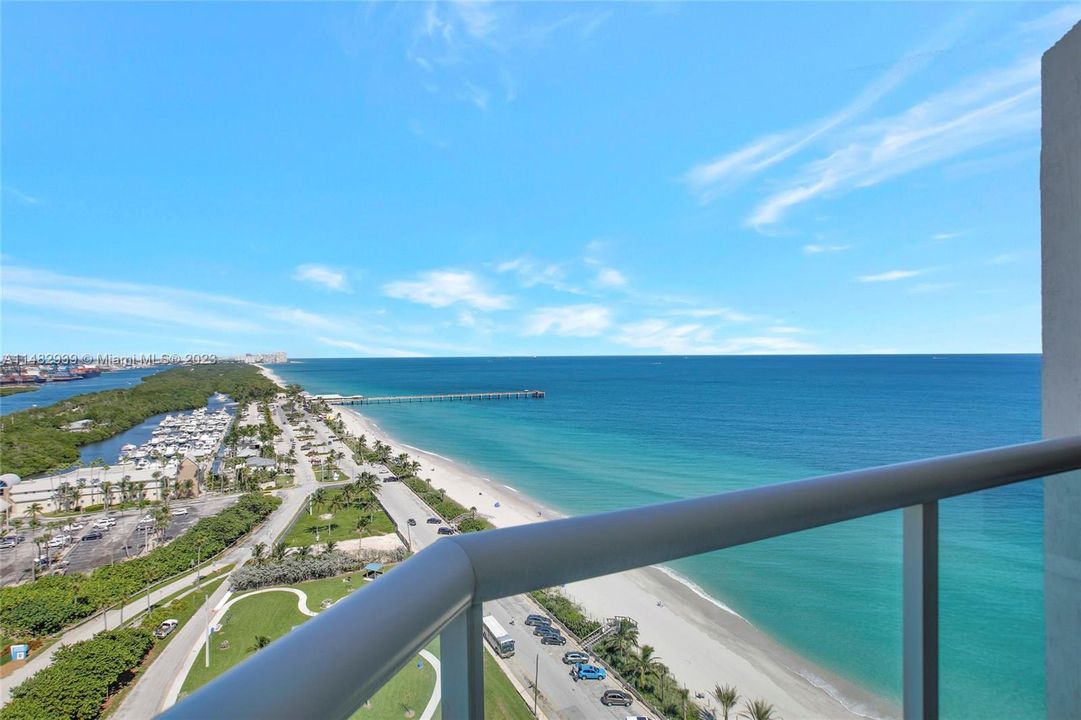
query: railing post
441 602 485 719
903 502 938 720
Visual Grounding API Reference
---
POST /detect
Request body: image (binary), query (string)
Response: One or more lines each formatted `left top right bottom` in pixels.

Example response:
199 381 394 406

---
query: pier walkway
317 390 545 406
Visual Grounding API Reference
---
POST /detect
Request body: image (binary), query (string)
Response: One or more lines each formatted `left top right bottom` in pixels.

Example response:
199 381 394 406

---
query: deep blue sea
270 355 1043 719
0 367 166 416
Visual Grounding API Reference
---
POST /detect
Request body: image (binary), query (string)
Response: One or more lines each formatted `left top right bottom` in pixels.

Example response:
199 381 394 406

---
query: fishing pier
315 390 545 406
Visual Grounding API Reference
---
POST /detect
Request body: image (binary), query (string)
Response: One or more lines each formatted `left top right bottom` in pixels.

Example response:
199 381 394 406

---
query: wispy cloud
3 186 40 205
684 15 970 203
316 336 426 358
615 319 817 355
987 252 1020 265
294 264 350 292
524 304 611 337
768 325 810 334
667 307 755 322
747 54 1040 227
496 257 581 293
383 269 511 310
931 231 966 241
857 269 927 283
803 243 852 255
595 267 627 289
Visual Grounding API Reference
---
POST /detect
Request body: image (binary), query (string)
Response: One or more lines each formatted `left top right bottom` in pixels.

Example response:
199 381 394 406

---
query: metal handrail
161 435 1081 720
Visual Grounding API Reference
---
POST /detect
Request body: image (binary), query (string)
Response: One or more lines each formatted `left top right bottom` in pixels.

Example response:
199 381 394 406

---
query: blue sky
3 2 1078 358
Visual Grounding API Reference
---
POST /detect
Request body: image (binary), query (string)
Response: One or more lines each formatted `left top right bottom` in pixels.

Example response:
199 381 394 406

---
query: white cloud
524 304 611 337
668 307 754 322
768 325 809 334
615 319 817 355
747 55 1040 227
803 243 852 254
1019 5 1081 36
931 231 966 241
857 269 927 283
684 16 969 203
316 337 425 358
383 269 511 311
3 186 40 205
595 267 626 288
496 257 578 292
294 264 350 292
987 252 1020 265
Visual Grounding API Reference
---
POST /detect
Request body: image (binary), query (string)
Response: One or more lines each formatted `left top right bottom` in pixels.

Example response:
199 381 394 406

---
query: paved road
114 400 321 718
304 410 654 720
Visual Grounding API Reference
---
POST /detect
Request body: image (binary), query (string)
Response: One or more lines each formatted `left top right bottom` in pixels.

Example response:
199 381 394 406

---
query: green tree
714 684 739 720
740 699 780 720
247 635 271 653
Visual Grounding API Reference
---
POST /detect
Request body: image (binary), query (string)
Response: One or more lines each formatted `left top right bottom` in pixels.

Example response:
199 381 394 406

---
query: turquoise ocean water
270 355 1042 719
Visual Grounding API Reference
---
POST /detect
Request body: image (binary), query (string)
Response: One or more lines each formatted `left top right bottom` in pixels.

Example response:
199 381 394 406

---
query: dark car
533 624 557 636
525 614 550 627
407 518 417 526
562 651 589 664
600 690 633 707
541 633 567 646
437 527 454 535
81 531 104 541
426 517 441 524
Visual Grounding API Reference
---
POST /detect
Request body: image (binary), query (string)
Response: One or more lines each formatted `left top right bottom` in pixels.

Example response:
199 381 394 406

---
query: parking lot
1 495 238 586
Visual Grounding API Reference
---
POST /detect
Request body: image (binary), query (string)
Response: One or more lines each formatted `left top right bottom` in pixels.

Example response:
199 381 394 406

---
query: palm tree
100 481 113 511
324 538 338 554
248 635 271 653
611 618 639 665
352 472 379 498
26 502 43 529
630 644 662 689
251 542 267 564
740 699 780 720
271 541 288 562
310 488 328 514
714 685 739 720
153 503 171 542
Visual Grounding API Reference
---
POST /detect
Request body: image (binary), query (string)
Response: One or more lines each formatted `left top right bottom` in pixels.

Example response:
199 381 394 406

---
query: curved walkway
417 649 441 720
219 587 318 617
213 587 440 720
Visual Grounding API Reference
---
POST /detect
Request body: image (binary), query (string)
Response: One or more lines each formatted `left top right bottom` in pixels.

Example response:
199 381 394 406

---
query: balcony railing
161 436 1081 720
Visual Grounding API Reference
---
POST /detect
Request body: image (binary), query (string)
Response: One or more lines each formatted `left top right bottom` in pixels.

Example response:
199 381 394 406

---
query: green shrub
1 628 153 720
529 589 601 638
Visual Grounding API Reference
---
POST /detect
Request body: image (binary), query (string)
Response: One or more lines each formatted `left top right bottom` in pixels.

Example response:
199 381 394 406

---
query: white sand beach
257 365 898 719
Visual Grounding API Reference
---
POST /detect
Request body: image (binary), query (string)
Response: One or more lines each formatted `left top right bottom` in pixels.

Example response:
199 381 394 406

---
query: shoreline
257 365 898 719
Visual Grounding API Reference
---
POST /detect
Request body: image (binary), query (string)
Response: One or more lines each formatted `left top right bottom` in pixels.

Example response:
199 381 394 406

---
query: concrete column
1041 20 1081 720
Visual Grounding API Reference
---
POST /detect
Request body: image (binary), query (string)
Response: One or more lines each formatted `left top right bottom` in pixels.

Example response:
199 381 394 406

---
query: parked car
525 614 550 627
437 527 454 535
562 651 589 664
170 507 189 516
573 663 607 681
154 619 179 639
61 523 84 531
407 518 417 526
425 517 441 524
81 531 104 541
47 538 64 548
0 539 16 550
601 690 633 707
541 633 567 646
533 624 557 636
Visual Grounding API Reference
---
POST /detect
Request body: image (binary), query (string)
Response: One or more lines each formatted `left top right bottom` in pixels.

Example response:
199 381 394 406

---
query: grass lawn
0 385 38 396
177 574 532 720
351 640 438 719
179 591 307 696
283 489 396 547
317 467 350 483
